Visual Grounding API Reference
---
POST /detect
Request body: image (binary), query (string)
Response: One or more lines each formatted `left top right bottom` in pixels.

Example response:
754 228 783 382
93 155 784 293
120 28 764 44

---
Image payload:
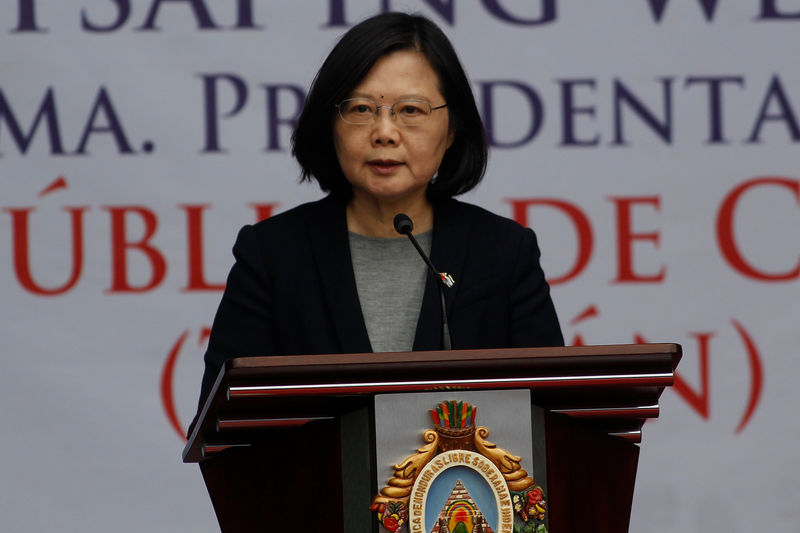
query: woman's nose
372 107 400 143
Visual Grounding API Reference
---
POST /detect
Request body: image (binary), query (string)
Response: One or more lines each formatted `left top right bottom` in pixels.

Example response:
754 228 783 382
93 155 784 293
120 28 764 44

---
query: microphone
393 214 455 288
393 213 454 350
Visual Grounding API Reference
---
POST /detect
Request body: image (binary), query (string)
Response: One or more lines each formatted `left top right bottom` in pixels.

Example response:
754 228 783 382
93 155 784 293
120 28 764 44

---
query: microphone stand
394 214 454 350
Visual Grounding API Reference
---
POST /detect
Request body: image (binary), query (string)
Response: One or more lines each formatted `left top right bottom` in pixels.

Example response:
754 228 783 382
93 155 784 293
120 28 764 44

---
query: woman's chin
362 190 425 206
353 182 427 206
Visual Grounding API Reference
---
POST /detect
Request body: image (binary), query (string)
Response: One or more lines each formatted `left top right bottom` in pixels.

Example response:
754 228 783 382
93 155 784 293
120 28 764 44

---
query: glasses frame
335 97 448 126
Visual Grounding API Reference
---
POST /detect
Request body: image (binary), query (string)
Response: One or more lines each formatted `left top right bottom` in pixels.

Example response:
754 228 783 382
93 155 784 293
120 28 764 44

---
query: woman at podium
195 12 563 412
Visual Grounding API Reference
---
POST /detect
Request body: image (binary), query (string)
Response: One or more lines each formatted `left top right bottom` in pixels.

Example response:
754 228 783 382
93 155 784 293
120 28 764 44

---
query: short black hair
292 12 488 200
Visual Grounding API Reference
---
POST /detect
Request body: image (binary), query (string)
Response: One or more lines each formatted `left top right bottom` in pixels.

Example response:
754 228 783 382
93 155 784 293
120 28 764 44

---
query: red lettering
731 320 763 434
181 204 224 292
611 196 665 283
161 329 190 440
567 304 599 346
5 206 87 296
38 176 67 197
250 202 277 222
506 198 593 284
105 206 167 292
716 176 800 281
672 332 712 420
160 326 212 441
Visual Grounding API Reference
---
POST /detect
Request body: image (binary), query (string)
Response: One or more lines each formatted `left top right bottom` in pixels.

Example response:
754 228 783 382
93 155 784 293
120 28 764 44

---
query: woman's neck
346 194 433 238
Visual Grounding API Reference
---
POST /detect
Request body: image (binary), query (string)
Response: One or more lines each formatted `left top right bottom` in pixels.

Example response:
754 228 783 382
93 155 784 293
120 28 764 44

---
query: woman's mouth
367 159 403 174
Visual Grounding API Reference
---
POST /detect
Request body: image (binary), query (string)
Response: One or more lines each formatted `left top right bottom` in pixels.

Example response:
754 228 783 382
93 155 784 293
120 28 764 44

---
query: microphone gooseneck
393 213 454 350
393 214 455 288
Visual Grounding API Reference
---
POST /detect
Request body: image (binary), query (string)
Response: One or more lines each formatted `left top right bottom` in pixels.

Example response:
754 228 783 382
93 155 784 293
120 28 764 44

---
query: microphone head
393 213 413 235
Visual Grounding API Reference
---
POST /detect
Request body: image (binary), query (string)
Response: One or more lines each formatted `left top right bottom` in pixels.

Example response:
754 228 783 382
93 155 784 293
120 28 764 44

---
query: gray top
348 230 432 352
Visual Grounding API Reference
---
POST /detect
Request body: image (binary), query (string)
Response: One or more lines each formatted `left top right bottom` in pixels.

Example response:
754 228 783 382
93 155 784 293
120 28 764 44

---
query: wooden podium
183 343 681 533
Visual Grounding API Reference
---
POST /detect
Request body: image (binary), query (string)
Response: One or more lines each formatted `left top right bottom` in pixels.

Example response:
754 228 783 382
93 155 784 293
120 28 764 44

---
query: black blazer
197 194 563 408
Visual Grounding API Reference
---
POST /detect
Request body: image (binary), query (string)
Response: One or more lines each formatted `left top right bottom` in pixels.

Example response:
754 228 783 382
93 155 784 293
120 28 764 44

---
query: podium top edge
227 343 682 371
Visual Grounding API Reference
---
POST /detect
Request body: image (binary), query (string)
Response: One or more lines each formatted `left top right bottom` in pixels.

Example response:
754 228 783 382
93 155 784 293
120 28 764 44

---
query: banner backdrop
1 2 798 532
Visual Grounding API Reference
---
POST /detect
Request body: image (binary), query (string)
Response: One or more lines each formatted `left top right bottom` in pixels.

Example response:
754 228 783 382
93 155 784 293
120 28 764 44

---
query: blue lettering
747 75 800 143
479 80 544 148
684 76 745 144
11 0 46 32
200 73 249 153
613 78 674 146
82 0 130 32
0 87 64 155
263 84 306 152
137 0 218 31
758 0 800 19
646 0 721 23
558 79 600 147
482 0 556 25
75 88 135 154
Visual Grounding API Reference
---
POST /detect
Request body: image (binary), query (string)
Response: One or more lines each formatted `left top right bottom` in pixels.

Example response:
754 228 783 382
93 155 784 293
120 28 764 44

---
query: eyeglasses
336 97 448 126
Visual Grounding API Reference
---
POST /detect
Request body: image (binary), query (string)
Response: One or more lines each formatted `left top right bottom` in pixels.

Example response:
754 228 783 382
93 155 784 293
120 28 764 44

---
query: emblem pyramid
431 479 493 533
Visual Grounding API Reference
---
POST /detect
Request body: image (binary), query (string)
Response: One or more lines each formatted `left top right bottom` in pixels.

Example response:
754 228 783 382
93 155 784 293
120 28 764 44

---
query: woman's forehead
348 50 444 101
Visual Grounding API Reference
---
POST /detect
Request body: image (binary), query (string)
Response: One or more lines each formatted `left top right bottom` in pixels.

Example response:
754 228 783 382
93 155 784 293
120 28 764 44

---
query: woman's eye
400 105 422 115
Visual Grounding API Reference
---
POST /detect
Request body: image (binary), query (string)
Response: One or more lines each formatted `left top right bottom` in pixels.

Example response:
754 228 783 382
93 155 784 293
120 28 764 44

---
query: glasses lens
394 100 432 125
338 98 376 124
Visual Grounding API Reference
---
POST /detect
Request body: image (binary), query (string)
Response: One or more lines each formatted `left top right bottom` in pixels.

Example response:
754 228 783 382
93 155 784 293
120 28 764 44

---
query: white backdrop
1 2 798 532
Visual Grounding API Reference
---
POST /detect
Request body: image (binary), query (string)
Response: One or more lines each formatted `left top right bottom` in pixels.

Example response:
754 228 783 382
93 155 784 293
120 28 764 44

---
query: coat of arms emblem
371 401 548 533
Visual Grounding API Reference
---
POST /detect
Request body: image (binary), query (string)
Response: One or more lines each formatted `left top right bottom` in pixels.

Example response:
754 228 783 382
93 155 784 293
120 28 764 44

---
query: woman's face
333 50 454 207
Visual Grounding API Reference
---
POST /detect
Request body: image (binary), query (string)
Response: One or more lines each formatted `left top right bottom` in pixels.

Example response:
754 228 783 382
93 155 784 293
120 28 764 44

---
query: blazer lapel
413 199 470 351
307 195 372 354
